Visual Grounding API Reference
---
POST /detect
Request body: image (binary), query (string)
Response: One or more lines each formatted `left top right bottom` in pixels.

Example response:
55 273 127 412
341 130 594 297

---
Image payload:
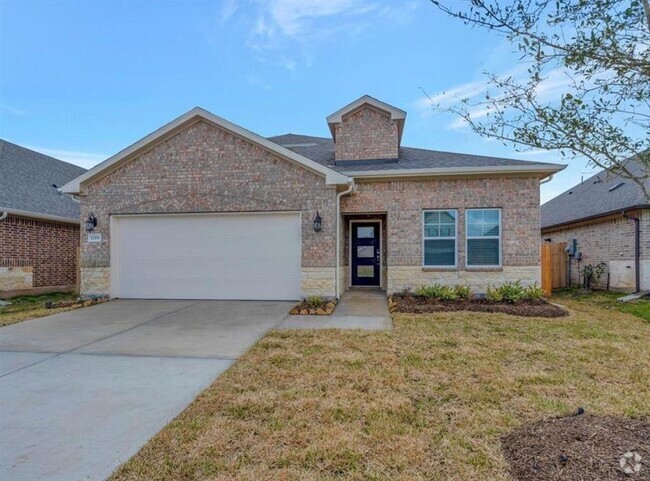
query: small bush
453 285 472 300
304 296 326 308
498 281 526 303
486 285 504 303
414 284 472 301
523 283 545 301
486 281 545 303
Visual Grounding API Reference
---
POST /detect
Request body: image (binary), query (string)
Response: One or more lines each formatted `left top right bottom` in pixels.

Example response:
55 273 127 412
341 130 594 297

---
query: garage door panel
113 213 301 300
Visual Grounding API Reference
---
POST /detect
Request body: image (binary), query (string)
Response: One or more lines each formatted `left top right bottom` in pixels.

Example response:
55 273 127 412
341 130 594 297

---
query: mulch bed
46 298 109 310
290 299 337 316
502 412 650 480
391 294 568 318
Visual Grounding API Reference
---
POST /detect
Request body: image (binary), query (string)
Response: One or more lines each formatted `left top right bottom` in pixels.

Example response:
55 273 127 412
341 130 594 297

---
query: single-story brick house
541 156 648 292
62 96 564 300
1 140 86 298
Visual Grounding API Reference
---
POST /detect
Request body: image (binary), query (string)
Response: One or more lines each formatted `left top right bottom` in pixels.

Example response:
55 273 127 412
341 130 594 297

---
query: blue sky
0 0 592 202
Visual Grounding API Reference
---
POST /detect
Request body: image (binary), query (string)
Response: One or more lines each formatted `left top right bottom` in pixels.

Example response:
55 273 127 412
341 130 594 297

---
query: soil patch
502 413 650 480
392 294 568 318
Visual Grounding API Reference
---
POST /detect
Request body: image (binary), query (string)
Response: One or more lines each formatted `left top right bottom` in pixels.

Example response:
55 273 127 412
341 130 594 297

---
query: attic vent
608 182 624 192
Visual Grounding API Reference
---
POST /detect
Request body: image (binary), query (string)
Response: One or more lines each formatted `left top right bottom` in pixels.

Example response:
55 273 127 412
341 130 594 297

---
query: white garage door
111 213 301 300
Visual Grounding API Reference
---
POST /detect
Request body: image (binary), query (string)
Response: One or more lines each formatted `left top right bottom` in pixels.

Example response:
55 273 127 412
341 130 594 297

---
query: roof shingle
541 156 649 229
267 133 560 173
0 140 87 220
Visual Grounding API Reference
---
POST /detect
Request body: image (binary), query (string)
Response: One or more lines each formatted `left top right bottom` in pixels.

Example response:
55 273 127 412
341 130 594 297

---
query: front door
351 222 380 286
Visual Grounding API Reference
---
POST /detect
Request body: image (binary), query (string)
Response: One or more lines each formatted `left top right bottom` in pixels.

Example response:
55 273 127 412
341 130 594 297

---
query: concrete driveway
0 299 292 481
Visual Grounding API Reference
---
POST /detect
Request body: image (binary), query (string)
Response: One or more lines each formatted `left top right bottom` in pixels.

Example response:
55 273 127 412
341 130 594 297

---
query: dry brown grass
0 292 77 327
110 295 650 481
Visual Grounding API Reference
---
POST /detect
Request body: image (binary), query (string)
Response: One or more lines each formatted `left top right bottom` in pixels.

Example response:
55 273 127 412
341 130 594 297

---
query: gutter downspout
0 211 8 222
623 210 641 293
336 179 356 299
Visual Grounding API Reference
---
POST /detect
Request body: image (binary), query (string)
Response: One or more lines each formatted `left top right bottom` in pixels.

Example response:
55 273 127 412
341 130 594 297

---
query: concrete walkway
279 289 392 330
0 300 292 481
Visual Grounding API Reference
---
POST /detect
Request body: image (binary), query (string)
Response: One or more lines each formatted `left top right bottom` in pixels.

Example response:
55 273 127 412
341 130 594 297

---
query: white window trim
422 209 458 268
465 208 502 268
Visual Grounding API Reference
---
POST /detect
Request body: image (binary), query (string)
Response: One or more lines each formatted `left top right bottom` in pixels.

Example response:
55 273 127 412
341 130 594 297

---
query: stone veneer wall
542 210 649 290
0 214 79 295
80 120 338 298
341 177 541 294
334 105 399 161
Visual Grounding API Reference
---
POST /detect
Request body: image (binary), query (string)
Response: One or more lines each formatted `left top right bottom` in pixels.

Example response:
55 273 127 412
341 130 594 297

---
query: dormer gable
326 95 406 162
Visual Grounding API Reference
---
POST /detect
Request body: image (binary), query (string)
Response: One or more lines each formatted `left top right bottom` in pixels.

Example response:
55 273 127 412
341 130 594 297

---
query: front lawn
0 292 78 327
555 288 650 323
111 293 650 481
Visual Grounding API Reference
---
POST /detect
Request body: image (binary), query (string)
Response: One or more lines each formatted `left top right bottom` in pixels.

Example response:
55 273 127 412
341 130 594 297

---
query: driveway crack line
0 301 200 379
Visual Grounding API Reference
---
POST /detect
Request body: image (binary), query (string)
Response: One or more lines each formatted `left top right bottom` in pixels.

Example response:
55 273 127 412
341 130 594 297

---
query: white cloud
1 104 27 115
25 145 106 169
416 65 578 129
218 0 238 25
262 0 375 37
236 0 418 72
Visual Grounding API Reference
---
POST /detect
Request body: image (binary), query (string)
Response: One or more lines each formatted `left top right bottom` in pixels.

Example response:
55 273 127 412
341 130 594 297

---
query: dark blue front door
351 222 380 286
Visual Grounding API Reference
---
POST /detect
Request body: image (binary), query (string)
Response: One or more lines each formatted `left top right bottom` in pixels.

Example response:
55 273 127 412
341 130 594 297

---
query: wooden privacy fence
541 242 568 296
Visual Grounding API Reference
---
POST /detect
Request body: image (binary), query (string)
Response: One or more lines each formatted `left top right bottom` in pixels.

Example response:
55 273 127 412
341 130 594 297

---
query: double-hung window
466 209 501 267
423 210 457 267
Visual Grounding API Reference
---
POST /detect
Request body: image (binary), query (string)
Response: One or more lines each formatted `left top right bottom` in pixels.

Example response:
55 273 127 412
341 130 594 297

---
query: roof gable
326 95 406 143
61 108 349 194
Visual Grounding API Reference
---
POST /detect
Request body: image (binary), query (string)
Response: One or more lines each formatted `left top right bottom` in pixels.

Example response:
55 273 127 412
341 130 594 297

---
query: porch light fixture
313 211 322 232
85 213 98 232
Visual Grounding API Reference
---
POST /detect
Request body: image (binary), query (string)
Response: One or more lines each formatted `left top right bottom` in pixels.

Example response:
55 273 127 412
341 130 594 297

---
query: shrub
304 295 326 308
415 284 472 301
486 285 504 303
498 281 526 303
453 285 472 300
523 283 545 301
486 281 545 303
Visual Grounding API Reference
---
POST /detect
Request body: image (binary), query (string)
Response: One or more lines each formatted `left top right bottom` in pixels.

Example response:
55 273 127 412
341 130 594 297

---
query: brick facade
334 105 399 161
542 210 649 290
0 214 79 295
341 177 541 293
79 118 545 298
79 120 337 297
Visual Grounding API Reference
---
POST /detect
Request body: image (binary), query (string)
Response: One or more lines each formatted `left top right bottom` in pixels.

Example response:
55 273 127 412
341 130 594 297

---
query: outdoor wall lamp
85 213 98 232
313 211 322 232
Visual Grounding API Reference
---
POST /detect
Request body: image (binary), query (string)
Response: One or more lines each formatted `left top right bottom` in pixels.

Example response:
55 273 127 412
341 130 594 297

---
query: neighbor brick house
62 96 564 300
541 156 649 292
1 140 86 297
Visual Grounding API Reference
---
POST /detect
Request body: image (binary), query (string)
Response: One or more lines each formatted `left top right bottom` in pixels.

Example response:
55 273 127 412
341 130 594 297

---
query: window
423 210 457 267
466 209 501 267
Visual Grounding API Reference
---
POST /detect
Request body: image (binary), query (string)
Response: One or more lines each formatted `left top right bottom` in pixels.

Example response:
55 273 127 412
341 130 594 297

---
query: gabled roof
0 140 86 222
61 107 350 194
541 156 650 230
326 95 407 144
268 133 565 178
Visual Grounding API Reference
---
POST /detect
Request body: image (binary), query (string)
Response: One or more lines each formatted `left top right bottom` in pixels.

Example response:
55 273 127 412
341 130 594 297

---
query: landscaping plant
413 284 472 301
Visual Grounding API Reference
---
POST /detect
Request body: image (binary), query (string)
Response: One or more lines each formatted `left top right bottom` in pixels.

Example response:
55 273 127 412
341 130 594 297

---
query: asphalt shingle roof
0 140 87 220
541 156 649 229
267 133 558 172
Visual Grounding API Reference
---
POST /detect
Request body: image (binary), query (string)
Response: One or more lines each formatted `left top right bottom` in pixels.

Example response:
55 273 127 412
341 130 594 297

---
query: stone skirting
80 267 110 298
301 267 336 298
387 266 541 294
0 266 33 292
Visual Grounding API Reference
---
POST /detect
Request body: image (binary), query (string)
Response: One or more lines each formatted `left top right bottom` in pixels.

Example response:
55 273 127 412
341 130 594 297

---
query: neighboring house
0 140 87 297
541 157 649 292
61 96 564 301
